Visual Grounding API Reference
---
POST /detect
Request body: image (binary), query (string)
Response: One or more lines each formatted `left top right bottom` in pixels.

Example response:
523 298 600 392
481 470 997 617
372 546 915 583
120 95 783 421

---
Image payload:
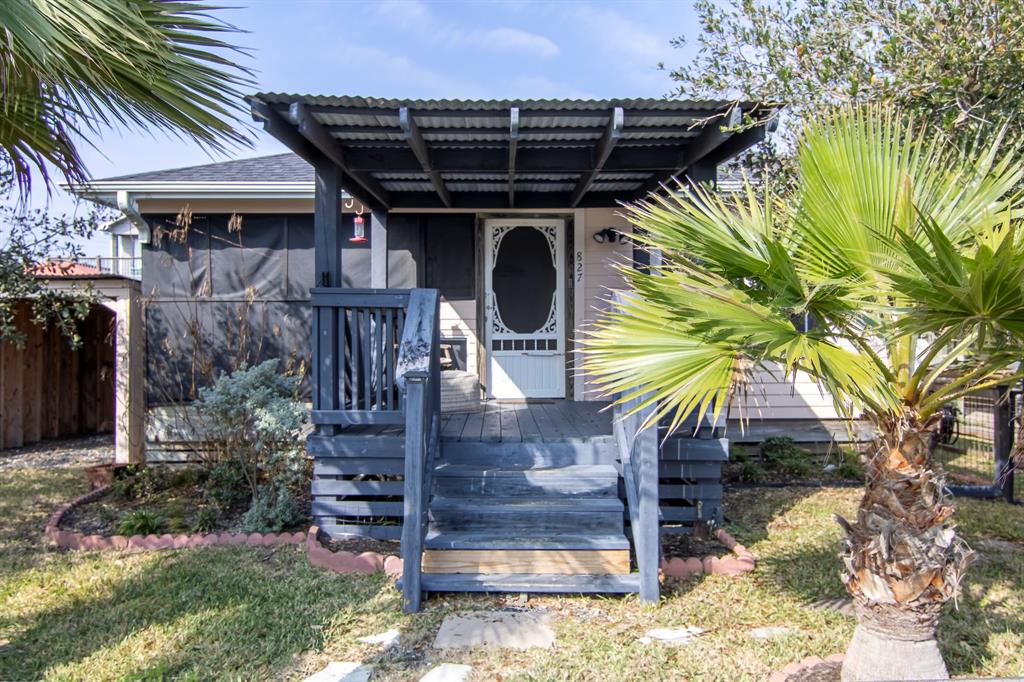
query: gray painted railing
396 288 442 613
310 288 411 427
613 393 660 602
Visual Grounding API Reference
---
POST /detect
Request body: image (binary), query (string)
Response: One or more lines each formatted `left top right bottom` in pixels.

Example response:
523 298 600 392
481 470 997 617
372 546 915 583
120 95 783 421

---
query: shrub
837 449 866 481
242 486 305 533
117 509 166 536
194 360 307 501
761 437 815 478
737 459 767 483
204 460 249 511
190 507 219 533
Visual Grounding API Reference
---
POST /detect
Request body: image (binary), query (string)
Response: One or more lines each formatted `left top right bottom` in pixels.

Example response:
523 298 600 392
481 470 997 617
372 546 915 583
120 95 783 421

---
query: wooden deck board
437 400 613 443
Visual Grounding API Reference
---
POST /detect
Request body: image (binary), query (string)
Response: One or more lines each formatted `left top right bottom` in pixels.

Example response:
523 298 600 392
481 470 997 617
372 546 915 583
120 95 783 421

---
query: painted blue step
424 530 631 551
438 439 618 468
409 572 641 594
432 463 619 498
428 496 624 534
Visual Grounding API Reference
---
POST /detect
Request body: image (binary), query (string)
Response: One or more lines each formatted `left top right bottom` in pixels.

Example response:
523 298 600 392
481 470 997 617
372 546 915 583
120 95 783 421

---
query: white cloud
476 27 559 58
373 0 559 58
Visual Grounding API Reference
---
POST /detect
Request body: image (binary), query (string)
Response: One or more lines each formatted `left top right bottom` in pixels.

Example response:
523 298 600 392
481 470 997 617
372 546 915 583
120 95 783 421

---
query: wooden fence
0 303 115 449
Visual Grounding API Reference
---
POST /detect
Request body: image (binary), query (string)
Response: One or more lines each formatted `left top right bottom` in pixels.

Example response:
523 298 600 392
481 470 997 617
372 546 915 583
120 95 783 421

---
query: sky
19 0 702 255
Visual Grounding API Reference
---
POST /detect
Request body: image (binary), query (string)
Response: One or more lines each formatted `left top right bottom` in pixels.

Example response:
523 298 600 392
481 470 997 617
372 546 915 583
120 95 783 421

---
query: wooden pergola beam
289 102 390 209
632 107 744 200
570 107 624 208
508 107 519 208
399 107 452 208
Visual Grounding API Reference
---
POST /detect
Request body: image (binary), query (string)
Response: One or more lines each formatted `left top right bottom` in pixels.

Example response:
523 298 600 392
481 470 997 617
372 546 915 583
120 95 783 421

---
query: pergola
247 94 771 287
249 94 769 210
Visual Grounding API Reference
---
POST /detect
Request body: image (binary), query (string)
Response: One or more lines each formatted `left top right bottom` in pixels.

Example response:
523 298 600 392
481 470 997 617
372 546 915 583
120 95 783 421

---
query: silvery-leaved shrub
193 360 307 528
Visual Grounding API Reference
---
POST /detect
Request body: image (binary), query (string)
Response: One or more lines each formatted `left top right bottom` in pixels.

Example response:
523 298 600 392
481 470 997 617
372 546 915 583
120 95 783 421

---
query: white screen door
484 219 566 399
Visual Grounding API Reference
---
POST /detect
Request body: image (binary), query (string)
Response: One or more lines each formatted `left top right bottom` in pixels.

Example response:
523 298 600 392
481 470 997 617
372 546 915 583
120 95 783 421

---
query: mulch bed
322 535 401 558
661 532 729 559
60 469 309 537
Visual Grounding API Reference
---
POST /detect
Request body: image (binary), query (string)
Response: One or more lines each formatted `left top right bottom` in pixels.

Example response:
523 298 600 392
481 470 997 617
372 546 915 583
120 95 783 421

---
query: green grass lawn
1 467 1021 681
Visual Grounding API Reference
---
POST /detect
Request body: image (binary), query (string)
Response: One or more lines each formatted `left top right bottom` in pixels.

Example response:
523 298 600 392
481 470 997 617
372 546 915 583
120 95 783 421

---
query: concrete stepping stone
638 626 704 646
420 663 473 681
304 661 374 682
433 610 555 650
357 629 400 647
748 626 793 640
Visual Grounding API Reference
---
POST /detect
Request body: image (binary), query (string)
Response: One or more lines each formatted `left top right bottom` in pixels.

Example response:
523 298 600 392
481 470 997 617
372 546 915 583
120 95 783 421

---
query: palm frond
0 0 254 194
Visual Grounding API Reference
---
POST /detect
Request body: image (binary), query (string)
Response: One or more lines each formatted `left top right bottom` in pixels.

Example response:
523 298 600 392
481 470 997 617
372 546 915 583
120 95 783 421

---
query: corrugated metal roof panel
251 93 750 112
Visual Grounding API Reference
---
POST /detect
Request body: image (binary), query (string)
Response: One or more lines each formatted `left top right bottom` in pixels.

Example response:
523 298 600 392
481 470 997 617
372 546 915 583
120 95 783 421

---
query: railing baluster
338 303 347 410
362 307 372 411
374 308 384 410
385 307 395 410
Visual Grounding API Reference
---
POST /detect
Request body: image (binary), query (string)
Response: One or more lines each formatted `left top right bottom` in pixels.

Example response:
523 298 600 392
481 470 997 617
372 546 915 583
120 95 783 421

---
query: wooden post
314 163 342 288
401 374 427 613
370 208 388 288
112 288 145 463
635 401 661 603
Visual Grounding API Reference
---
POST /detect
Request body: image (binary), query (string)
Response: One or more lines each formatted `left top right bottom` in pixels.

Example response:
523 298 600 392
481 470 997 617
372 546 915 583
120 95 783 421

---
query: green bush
241 486 305 533
204 460 249 511
836 449 865 481
737 458 767 483
190 507 219 534
194 360 307 503
761 437 815 478
117 509 166 536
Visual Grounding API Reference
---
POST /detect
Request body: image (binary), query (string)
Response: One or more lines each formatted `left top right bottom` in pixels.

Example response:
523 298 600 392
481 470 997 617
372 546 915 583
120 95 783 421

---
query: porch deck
335 400 615 443
443 400 612 442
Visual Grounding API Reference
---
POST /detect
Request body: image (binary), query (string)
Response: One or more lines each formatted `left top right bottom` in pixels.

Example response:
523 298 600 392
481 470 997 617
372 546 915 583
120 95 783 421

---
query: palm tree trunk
837 411 973 681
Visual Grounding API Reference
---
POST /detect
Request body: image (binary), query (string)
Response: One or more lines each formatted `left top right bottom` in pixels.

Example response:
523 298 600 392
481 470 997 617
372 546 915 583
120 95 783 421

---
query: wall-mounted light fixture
592 228 623 244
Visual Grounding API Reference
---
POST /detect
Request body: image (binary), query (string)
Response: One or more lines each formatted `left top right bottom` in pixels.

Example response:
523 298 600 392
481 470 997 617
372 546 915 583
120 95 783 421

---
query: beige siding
440 299 479 376
578 208 632 400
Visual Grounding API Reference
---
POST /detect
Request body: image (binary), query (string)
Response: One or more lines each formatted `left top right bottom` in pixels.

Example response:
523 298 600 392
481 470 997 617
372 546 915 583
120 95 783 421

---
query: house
74 95 856 611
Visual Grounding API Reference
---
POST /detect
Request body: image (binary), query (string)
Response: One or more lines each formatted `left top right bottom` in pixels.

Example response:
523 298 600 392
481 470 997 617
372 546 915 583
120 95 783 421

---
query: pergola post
370 208 388 288
314 163 342 287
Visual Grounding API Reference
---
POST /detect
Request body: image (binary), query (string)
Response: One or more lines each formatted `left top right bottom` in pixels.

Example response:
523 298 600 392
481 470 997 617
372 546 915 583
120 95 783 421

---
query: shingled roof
96 152 312 183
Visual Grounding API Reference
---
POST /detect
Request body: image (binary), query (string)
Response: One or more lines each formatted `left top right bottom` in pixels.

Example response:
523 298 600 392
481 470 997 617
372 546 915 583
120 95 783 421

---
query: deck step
433 463 619 498
411 572 641 594
425 530 630 551
421 548 631 575
438 439 617 467
428 496 623 534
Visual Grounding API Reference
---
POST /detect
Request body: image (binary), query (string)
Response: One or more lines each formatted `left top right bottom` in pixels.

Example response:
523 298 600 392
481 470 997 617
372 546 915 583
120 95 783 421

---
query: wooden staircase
414 438 642 594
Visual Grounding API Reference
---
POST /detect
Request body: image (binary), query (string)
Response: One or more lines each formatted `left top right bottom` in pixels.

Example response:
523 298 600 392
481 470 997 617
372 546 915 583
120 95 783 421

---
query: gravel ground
0 434 114 471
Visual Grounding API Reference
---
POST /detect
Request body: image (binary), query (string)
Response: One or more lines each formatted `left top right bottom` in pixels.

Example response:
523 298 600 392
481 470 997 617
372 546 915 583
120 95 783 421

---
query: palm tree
583 108 1024 681
0 0 251 195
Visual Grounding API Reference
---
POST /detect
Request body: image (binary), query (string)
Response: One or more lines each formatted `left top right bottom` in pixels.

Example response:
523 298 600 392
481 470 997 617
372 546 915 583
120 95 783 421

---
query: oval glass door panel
485 221 565 399
492 226 556 334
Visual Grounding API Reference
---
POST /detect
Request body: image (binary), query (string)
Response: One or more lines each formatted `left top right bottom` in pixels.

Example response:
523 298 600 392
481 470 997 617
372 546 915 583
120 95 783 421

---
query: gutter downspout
116 190 150 244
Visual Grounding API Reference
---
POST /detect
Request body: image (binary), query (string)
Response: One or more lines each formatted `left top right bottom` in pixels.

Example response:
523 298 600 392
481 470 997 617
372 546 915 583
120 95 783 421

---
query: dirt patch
661 532 729 559
0 434 113 471
322 535 400 557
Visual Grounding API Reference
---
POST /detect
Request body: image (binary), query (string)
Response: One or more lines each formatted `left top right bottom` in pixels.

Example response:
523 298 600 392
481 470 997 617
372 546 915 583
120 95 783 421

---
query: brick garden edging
660 528 757 579
44 488 402 577
768 653 844 682
305 525 403 578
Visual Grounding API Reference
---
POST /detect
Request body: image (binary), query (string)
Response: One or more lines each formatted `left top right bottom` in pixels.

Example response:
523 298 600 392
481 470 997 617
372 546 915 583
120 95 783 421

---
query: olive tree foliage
0 167 104 347
667 0 1024 182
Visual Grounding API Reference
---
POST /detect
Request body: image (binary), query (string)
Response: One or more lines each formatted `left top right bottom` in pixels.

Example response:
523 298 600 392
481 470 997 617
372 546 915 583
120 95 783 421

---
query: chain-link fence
933 386 1019 503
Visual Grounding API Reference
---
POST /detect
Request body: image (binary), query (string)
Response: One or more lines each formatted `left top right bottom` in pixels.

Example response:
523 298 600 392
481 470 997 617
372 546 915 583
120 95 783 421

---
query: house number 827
575 251 583 283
